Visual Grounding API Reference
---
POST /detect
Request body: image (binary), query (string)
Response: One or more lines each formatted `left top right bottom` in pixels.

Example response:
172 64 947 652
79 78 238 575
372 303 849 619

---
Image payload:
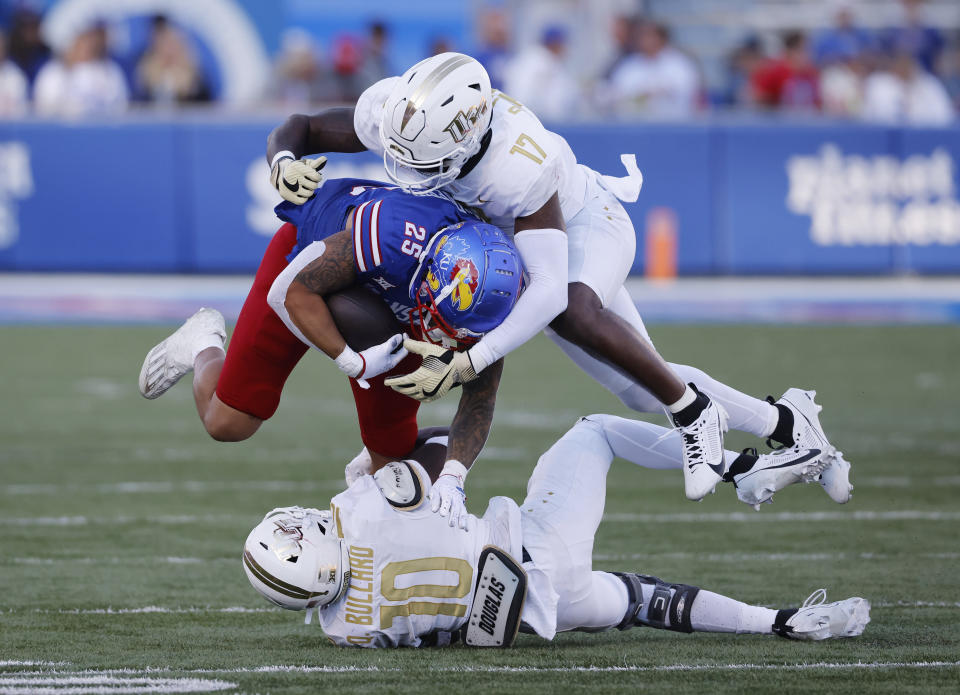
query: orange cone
645 207 678 281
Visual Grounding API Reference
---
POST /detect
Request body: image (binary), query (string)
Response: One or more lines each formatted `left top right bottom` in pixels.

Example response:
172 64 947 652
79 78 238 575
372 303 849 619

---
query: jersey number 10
379 557 473 629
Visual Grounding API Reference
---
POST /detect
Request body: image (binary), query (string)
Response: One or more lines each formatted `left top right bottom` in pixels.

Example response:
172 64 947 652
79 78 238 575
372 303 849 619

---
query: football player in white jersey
242 415 869 648
265 52 852 514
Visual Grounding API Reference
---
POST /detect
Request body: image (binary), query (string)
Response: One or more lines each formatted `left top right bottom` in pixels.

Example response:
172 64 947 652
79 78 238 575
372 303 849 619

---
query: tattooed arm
284 229 357 359
447 359 504 468
267 107 366 165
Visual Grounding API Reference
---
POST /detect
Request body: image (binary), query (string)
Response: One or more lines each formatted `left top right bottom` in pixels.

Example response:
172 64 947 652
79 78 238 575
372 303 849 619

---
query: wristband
440 459 468 485
334 345 364 378
271 150 296 170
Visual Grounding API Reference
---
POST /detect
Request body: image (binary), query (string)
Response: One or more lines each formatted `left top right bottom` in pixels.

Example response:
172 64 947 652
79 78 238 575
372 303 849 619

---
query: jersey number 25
401 221 428 258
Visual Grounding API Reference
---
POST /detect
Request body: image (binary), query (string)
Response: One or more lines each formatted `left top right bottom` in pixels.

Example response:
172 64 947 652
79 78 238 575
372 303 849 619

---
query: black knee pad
615 573 701 633
612 572 644 630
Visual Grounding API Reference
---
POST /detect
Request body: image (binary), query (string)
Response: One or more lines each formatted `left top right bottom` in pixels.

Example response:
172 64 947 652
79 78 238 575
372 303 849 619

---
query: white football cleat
138 308 225 399
770 388 852 504
728 447 831 510
774 589 871 641
818 449 854 504
676 399 729 501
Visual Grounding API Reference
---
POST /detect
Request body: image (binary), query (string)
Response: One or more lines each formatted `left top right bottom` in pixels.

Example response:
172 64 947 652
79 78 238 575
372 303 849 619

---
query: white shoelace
801 588 828 609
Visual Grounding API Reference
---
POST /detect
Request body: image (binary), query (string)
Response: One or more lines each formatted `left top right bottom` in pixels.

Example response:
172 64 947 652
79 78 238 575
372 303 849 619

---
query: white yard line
1 480 344 496
602 510 960 522
0 515 238 527
8 557 236 566
28 607 277 615
2 600 955 617
0 675 235 694
592 551 960 562
7 474 960 496
15 551 959 568
6 662 958 677
4 509 960 527
238 660 960 674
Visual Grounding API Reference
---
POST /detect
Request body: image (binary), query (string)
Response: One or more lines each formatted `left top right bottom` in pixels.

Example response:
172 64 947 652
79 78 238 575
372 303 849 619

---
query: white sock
666 384 697 413
669 363 779 438
191 337 224 363
690 589 777 634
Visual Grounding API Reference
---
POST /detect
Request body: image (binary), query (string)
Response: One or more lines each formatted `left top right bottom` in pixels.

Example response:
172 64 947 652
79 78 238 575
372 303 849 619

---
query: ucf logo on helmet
271 520 304 562
444 100 489 143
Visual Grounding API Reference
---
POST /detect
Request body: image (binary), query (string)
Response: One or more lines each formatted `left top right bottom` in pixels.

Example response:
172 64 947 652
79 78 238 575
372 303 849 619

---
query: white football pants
520 415 776 634
557 179 778 439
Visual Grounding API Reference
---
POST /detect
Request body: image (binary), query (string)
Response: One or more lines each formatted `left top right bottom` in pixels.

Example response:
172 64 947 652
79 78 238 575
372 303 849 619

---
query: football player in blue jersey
140 174 523 528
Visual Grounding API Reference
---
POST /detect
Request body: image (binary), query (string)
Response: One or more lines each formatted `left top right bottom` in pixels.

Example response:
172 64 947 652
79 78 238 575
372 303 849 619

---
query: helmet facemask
380 120 484 195
381 143 468 195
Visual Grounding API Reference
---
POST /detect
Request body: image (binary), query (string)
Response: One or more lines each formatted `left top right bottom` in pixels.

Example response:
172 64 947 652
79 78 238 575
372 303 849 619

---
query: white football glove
334 334 408 389
430 461 470 530
271 154 327 205
384 339 478 403
344 447 372 486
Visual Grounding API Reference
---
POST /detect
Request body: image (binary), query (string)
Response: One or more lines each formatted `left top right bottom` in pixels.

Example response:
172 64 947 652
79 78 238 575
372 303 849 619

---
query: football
327 285 405 351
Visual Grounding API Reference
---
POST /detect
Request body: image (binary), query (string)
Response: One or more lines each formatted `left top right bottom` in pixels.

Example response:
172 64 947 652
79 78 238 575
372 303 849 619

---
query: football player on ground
139 177 523 527
242 414 869 648
265 52 853 507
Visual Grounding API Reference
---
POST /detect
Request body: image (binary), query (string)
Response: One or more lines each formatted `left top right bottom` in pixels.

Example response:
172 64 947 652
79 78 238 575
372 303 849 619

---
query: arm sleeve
467 228 567 372
353 77 399 153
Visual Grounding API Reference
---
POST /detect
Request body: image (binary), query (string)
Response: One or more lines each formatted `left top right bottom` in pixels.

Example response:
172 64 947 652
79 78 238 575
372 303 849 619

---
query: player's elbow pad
515 227 568 320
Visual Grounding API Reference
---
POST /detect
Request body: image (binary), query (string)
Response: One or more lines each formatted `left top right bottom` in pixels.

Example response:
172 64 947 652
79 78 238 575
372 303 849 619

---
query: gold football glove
385 339 479 403
270 155 327 205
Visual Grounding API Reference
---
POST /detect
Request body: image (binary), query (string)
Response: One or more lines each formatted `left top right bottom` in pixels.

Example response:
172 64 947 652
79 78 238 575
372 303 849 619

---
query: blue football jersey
276 179 476 324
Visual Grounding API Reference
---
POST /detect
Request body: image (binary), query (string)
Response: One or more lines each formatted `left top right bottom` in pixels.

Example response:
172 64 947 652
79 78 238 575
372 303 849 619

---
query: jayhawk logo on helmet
449 259 480 311
409 221 524 350
426 268 441 293
425 257 478 311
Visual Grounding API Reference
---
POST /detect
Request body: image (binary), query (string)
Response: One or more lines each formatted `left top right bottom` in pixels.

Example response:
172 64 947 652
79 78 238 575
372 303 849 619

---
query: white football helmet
242 506 349 611
379 52 493 193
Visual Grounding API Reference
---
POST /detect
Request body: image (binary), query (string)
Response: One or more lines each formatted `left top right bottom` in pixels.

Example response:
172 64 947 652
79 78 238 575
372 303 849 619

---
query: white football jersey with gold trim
355 79 592 233
317 461 512 648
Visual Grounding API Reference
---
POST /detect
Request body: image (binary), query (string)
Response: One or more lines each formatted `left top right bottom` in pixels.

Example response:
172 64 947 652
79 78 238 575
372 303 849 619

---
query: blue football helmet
409 221 524 350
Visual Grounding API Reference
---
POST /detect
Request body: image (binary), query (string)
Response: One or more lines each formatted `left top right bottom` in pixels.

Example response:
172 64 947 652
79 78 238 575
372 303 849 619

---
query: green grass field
2 323 959 694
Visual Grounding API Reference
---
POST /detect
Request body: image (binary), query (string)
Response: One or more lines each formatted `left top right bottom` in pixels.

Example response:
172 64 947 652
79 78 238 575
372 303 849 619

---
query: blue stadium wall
0 119 957 275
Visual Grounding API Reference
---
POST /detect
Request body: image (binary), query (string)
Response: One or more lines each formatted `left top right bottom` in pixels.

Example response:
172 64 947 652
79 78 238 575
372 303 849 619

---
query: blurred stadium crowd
0 0 957 123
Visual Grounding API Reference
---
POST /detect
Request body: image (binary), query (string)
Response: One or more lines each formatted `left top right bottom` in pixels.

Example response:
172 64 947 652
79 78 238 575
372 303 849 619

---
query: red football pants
215 223 421 457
